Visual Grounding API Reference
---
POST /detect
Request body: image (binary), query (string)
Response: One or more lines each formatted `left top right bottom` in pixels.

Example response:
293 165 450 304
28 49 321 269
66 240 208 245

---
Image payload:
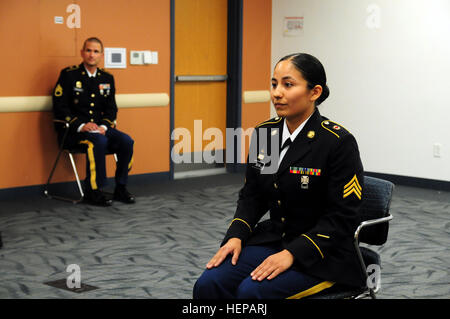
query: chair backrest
359 176 394 245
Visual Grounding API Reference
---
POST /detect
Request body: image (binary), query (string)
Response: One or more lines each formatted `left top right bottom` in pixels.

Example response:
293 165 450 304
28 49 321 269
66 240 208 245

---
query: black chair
44 120 117 203
309 176 394 299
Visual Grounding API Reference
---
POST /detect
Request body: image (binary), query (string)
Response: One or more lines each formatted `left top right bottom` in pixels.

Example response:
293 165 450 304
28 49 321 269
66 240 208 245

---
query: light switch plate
130 51 143 65
143 51 152 64
151 51 158 64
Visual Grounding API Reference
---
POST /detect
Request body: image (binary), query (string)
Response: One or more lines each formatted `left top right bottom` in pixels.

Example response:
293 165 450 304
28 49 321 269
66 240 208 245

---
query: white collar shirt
278 113 313 167
84 66 97 78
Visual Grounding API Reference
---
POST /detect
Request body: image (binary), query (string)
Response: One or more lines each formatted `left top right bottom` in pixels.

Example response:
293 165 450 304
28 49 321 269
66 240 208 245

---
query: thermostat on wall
104 48 127 68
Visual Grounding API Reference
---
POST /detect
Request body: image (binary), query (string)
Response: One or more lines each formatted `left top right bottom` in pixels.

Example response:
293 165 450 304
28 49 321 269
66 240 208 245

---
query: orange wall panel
39 0 77 57
241 0 272 159
114 107 170 175
242 0 272 130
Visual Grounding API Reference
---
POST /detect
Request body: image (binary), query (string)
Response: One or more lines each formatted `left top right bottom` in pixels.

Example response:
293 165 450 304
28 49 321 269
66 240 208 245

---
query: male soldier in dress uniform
52 37 135 206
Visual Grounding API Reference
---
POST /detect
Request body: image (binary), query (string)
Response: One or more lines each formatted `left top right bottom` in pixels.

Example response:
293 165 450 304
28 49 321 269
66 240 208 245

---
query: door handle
175 75 228 82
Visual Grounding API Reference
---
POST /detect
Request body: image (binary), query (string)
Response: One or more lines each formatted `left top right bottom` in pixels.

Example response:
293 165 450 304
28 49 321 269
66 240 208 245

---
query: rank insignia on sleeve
343 174 362 200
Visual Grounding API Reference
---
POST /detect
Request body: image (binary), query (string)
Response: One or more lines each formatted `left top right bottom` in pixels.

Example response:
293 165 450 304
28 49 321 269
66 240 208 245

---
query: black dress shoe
84 189 113 206
113 186 136 204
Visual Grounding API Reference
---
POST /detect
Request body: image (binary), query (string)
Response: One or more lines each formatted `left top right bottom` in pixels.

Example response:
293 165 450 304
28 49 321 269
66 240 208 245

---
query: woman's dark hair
278 53 330 106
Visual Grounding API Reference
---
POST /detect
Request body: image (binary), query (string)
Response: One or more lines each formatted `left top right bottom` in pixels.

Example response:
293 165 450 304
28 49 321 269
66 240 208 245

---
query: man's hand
81 122 99 132
250 249 294 281
206 238 242 269
98 126 106 135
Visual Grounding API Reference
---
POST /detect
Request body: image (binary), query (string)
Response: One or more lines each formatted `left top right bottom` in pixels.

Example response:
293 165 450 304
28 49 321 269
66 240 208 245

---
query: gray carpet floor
0 173 449 299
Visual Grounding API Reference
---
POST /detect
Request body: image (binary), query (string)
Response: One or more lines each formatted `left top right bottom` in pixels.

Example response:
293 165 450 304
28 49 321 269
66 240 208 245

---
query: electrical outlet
433 143 442 158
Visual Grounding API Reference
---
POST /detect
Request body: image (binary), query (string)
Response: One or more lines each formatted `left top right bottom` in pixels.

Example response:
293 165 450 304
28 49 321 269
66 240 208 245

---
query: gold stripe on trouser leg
286 281 335 299
79 140 97 190
128 156 134 171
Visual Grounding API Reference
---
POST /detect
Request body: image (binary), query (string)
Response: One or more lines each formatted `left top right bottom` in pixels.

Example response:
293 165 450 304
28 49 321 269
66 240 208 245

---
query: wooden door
174 0 228 166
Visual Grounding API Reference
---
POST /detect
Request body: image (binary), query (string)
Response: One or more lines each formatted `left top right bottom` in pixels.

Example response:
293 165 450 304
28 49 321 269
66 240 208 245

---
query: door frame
169 0 243 179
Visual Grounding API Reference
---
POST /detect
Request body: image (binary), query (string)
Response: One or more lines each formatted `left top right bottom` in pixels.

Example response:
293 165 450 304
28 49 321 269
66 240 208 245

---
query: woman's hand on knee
251 249 294 281
206 238 242 269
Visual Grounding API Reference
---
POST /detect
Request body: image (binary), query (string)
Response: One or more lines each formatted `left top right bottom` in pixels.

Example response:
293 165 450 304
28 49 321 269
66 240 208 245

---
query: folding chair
309 176 394 299
44 120 117 204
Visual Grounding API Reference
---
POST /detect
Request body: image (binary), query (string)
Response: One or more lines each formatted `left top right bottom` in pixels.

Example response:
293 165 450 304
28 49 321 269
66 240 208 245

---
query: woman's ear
310 85 323 103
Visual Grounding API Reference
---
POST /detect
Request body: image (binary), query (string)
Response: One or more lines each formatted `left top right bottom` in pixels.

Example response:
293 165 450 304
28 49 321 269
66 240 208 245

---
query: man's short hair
82 37 104 52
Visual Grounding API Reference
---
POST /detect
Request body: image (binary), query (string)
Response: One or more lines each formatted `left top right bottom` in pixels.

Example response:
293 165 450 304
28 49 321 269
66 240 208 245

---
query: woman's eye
285 82 293 87
271 82 277 88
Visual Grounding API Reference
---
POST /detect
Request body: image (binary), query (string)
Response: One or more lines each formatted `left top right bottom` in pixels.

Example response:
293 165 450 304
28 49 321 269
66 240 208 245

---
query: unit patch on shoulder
321 120 349 138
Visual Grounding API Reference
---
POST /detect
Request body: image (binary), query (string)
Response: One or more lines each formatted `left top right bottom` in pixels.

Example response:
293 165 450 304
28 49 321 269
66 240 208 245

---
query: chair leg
44 147 65 198
353 241 379 299
68 152 84 198
44 151 84 204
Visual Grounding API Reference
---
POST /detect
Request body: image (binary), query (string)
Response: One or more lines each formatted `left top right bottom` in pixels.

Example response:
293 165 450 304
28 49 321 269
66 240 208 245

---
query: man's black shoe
113 186 136 204
84 189 113 206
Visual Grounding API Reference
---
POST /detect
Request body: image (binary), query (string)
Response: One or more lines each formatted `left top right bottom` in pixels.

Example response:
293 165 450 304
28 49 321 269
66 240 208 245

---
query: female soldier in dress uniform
193 53 366 299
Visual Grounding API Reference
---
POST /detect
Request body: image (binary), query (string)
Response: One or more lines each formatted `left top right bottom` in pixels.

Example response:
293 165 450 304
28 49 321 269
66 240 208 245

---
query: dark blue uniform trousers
78 128 134 190
193 244 334 299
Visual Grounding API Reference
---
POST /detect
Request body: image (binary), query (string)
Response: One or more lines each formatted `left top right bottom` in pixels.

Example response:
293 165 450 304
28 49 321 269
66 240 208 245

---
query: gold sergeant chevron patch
343 174 362 200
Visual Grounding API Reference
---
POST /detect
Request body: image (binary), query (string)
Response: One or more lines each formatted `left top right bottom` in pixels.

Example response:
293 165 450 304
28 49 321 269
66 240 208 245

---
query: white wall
271 0 450 181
